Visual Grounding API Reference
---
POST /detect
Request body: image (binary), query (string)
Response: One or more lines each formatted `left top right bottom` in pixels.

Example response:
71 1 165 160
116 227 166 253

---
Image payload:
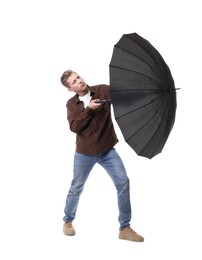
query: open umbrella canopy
109 32 178 159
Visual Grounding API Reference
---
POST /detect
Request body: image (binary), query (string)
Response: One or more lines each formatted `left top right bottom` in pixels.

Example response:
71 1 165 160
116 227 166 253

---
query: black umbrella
109 32 178 159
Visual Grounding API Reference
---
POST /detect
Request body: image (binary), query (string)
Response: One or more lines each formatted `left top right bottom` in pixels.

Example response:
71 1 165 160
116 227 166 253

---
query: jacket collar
75 86 95 103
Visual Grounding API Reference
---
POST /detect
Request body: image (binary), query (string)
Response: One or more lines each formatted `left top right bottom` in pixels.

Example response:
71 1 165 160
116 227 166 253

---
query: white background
0 0 201 259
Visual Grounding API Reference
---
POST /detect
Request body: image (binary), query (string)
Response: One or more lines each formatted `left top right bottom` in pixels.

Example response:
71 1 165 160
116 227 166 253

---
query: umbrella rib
137 96 168 155
115 93 163 120
125 106 160 143
132 96 168 156
113 45 165 84
127 36 171 84
111 88 166 93
111 88 179 93
110 65 165 89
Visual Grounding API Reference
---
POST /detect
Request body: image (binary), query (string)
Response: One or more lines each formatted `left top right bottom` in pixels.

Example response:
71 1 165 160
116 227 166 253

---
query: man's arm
67 100 101 133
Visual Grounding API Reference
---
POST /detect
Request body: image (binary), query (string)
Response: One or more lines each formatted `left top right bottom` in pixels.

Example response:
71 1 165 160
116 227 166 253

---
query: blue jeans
63 148 131 229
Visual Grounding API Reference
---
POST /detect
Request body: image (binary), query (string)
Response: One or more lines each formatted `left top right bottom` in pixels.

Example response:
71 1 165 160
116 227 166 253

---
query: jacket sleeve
67 101 94 133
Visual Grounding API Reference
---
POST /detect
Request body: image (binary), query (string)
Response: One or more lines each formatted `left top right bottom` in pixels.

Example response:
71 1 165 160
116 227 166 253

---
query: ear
68 88 72 92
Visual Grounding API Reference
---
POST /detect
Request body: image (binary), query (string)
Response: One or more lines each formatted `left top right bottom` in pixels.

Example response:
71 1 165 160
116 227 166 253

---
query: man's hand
88 99 102 110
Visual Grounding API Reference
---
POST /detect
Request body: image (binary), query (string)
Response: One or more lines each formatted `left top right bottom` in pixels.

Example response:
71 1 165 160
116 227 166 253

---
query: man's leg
63 152 96 235
98 148 144 242
98 148 131 229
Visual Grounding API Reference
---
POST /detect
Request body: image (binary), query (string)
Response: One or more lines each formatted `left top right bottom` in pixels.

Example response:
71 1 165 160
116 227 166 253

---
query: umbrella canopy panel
109 33 177 159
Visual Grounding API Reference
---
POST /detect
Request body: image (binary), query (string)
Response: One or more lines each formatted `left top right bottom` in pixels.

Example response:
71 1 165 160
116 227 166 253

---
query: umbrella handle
95 99 111 104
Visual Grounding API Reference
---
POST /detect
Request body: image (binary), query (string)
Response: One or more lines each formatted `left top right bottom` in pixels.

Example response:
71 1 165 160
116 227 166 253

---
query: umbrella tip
169 88 181 92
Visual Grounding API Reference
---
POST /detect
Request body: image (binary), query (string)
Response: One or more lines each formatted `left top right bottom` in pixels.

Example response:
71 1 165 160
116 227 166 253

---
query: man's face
67 72 88 96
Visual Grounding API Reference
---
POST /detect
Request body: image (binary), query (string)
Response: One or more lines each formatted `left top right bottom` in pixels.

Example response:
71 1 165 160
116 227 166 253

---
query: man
60 70 144 242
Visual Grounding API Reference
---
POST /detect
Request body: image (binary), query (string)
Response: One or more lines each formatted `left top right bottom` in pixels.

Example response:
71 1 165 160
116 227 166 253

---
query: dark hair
60 70 74 88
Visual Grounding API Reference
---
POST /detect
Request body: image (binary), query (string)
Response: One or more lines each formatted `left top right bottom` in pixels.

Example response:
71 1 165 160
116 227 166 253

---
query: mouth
81 82 86 88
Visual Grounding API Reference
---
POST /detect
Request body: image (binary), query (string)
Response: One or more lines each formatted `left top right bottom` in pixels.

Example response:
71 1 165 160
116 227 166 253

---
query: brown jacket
66 84 118 155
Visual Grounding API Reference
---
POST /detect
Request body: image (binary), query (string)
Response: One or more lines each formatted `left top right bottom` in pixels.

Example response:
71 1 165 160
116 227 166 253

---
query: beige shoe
119 226 144 242
63 222 76 236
